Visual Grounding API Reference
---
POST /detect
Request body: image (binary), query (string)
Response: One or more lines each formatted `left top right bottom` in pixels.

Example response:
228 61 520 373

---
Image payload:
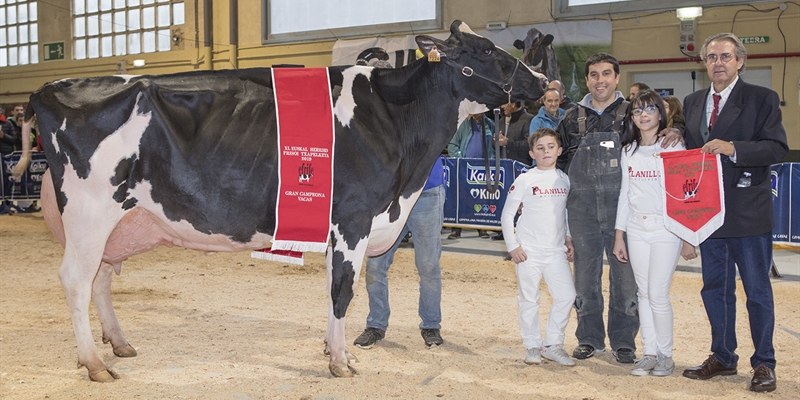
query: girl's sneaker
524 348 541 365
631 355 658 376
542 344 576 366
652 354 675 376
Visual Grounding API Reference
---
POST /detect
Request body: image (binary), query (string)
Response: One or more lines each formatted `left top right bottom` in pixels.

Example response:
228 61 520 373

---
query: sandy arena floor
1 212 798 399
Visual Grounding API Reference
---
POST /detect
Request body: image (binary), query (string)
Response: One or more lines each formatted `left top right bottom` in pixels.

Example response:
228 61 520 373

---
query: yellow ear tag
428 48 441 62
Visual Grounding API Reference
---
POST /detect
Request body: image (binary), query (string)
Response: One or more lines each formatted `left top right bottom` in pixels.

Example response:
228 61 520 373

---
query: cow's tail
11 110 34 178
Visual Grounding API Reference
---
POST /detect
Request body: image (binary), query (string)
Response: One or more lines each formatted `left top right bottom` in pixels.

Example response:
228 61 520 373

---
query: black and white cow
514 27 561 82
15 20 545 382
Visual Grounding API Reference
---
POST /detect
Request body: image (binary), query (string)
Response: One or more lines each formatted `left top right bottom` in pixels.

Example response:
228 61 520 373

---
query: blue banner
771 162 800 247
1 152 48 200
443 158 532 229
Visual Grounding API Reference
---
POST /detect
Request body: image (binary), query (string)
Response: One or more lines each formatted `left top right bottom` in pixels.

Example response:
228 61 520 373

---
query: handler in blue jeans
353 159 445 349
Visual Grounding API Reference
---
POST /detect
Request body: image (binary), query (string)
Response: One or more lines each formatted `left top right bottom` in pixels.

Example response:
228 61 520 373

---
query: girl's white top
615 137 686 231
501 167 571 253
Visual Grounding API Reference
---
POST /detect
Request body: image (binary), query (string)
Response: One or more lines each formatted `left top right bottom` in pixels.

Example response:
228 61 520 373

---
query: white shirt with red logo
615 138 686 231
501 167 571 253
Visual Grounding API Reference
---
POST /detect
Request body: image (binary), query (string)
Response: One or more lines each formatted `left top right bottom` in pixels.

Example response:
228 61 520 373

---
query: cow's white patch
458 22 479 37
334 66 373 128
330 223 370 266
520 63 547 82
365 188 422 256
114 75 140 84
456 99 489 133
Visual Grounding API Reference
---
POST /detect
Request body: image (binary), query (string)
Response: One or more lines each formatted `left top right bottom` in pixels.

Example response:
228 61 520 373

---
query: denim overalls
567 103 639 353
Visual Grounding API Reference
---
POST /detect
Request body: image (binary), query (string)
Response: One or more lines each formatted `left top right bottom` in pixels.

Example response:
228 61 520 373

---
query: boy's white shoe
630 354 658 376
542 344 576 366
652 354 675 376
524 348 541 365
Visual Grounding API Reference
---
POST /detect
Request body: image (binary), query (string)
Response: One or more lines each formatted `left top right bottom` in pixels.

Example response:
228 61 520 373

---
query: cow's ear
513 39 525 50
415 36 449 59
542 34 554 47
451 20 477 37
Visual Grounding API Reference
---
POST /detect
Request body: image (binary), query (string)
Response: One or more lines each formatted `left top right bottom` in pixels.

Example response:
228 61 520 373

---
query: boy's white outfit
502 167 576 351
615 138 685 358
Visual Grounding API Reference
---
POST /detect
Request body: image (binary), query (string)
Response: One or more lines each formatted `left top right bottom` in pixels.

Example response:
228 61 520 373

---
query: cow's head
514 27 561 83
415 20 546 107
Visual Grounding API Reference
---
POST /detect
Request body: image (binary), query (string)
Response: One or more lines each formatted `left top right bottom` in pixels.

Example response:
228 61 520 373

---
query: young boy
501 128 576 366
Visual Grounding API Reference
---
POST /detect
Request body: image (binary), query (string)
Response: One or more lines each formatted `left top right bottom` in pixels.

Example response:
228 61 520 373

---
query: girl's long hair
663 95 684 129
622 89 667 154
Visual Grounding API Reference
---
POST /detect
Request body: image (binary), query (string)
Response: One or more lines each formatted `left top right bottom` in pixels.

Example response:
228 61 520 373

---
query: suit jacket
683 78 788 238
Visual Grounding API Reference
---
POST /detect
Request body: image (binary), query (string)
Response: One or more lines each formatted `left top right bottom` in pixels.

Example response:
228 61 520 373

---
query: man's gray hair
700 33 747 74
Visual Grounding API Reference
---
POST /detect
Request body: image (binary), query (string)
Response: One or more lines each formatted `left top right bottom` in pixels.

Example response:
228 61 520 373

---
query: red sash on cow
658 149 725 246
251 68 335 265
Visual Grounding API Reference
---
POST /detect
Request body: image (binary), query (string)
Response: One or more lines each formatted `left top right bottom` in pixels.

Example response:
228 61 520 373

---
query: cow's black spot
121 197 138 210
112 185 128 203
330 246 356 319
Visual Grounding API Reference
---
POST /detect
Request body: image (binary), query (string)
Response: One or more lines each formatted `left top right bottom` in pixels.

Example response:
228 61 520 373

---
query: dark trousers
699 232 776 369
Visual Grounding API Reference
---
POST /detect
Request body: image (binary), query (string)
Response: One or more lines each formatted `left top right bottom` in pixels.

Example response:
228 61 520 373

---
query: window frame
0 0 39 68
553 0 774 19
262 0 442 44
72 0 185 60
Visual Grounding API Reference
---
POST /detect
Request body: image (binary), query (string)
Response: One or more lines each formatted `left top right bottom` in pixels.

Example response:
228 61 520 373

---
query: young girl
612 90 696 377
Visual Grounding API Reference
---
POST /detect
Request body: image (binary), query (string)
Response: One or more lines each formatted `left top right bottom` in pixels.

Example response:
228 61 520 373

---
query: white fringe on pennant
271 240 328 253
251 250 305 266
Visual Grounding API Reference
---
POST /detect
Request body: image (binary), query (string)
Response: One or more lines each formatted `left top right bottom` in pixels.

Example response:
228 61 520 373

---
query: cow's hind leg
59 243 119 382
325 234 368 377
94 261 137 358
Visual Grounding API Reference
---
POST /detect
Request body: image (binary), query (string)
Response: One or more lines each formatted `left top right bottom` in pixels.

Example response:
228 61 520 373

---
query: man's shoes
447 231 461 240
749 365 777 392
491 232 504 241
542 344 576 366
573 344 604 360
353 327 385 349
682 355 737 380
524 348 541 365
613 348 636 364
421 328 443 348
21 204 41 213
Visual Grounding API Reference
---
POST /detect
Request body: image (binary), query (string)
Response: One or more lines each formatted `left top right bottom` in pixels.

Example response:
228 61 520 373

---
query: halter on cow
13 20 545 382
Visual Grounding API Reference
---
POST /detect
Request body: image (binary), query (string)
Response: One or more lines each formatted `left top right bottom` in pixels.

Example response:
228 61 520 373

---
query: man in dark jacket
497 101 534 165
679 33 787 394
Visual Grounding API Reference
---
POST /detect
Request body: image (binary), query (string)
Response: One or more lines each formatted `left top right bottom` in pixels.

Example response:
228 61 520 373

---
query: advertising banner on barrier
771 162 800 247
443 158 531 229
1 152 48 200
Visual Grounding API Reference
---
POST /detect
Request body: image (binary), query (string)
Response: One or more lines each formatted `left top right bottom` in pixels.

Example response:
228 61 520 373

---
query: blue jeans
365 185 444 331
699 232 776 369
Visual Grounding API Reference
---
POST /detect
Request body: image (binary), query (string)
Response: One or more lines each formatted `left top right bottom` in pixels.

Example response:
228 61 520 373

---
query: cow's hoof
329 363 357 378
89 368 119 382
113 344 137 358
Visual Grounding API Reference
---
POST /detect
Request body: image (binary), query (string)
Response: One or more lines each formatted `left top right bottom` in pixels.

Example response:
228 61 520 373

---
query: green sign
741 36 769 44
43 42 65 61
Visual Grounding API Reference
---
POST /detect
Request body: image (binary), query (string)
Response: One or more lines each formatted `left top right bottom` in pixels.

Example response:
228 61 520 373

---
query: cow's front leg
93 261 137 358
325 232 368 377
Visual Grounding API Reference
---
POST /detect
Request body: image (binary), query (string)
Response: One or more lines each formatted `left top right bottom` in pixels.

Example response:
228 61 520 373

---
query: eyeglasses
705 53 735 64
632 105 658 117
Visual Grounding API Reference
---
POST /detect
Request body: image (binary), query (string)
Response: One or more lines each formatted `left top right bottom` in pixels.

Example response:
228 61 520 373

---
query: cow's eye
484 48 492 55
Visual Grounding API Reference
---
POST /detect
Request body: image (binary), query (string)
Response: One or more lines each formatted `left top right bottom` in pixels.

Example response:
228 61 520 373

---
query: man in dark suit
680 33 787 393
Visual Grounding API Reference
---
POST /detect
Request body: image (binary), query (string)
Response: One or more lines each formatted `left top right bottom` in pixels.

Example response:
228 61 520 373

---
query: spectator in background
530 88 566 133
1 105 23 215
662 95 686 135
497 101 535 165
447 113 495 239
629 82 651 101
549 80 577 111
